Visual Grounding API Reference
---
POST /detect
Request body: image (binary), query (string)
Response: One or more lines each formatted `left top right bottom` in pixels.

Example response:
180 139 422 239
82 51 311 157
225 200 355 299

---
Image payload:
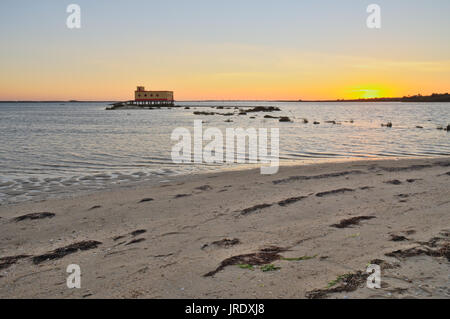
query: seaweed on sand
305 271 369 299
240 203 272 216
14 212 55 222
0 255 30 270
316 188 355 197
32 241 102 264
204 246 287 277
331 216 376 229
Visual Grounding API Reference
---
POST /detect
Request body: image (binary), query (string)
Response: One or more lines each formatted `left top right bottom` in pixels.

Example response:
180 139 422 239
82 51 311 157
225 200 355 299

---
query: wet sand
0 157 449 299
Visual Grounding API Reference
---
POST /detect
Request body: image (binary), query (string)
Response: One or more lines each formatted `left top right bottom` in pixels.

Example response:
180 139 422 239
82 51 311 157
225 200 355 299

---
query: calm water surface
0 101 449 204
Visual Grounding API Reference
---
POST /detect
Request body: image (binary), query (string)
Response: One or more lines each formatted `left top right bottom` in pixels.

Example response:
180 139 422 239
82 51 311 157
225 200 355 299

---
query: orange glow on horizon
0 86 446 101
1 39 449 101
340 85 395 100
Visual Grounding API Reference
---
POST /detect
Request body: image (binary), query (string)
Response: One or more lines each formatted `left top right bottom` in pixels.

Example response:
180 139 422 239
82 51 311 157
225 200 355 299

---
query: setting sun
355 89 383 99
342 85 394 100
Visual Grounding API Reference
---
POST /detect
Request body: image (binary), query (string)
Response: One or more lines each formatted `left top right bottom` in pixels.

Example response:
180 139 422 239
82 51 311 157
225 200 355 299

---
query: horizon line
1 91 449 103
1 92 449 104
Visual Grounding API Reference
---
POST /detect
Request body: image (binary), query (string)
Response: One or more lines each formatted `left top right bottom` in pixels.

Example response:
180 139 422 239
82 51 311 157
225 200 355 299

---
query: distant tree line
299 93 450 103
400 93 450 102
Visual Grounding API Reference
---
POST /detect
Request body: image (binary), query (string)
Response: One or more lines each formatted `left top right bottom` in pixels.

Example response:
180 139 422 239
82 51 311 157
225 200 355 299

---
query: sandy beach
0 157 449 299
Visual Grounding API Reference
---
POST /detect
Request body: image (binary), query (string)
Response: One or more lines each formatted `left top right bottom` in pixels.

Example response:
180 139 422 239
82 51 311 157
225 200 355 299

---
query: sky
0 0 449 101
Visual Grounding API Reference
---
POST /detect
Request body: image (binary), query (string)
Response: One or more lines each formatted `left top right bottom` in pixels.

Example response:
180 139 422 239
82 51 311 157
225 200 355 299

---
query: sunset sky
0 0 449 101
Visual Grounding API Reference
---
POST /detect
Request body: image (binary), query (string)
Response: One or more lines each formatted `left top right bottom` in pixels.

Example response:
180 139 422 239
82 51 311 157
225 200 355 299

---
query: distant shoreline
0 101 117 103
1 93 450 104
2 100 450 103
